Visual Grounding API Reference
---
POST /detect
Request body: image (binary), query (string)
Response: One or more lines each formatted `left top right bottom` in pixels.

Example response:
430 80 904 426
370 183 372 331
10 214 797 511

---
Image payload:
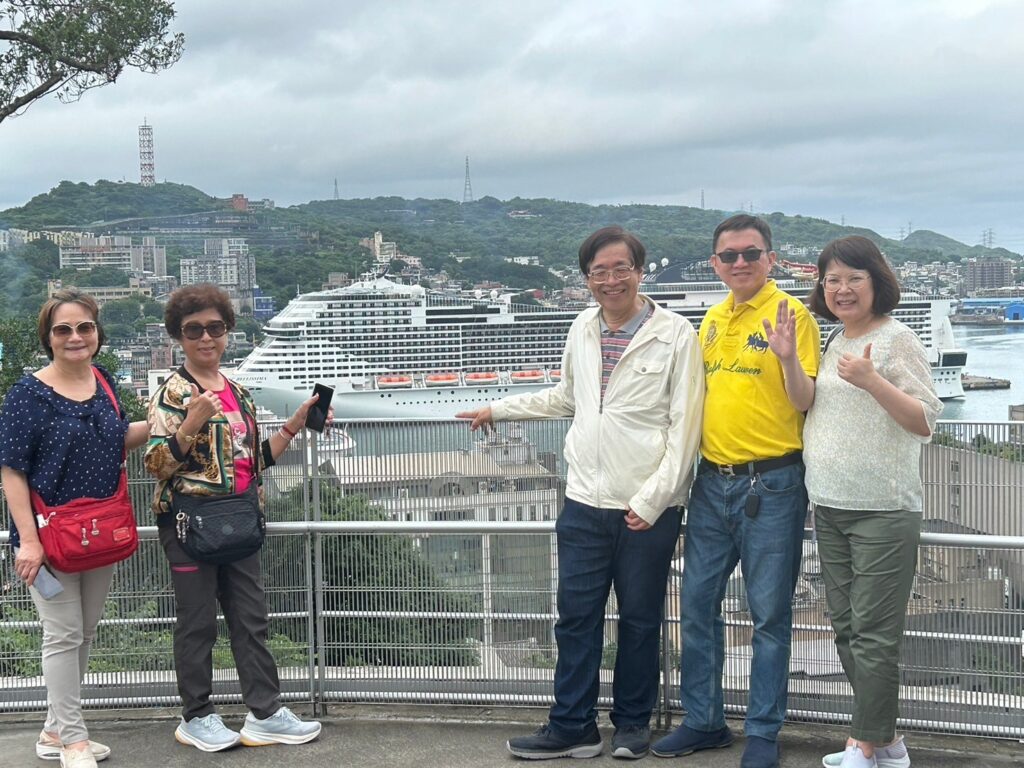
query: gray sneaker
175 713 241 752
612 724 650 759
240 706 322 746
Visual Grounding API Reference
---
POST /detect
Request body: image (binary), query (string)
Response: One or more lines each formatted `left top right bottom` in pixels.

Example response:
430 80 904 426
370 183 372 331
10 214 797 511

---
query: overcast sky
2 0 1023 250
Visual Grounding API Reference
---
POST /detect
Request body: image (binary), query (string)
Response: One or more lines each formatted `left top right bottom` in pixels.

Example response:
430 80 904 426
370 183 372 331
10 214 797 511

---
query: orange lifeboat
548 369 561 382
377 374 413 389
465 371 499 385
425 372 460 387
511 369 545 383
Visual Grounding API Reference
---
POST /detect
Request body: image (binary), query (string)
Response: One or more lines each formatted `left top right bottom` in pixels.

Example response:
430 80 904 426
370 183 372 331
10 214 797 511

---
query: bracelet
280 425 297 439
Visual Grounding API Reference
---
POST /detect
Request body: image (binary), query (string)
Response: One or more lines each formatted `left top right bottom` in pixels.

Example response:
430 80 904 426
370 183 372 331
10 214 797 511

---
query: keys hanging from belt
744 474 760 519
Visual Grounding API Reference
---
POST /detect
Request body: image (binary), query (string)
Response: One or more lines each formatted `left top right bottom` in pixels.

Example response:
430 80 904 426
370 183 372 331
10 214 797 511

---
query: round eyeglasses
588 266 637 283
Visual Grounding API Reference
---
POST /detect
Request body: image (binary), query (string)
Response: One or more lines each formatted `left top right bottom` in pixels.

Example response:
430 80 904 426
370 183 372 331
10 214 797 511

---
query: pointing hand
456 406 494 432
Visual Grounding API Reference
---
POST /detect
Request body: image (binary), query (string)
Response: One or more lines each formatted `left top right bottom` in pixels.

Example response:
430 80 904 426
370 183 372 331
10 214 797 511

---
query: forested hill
903 229 1018 260
276 195 995 268
2 183 1013 270
0 180 224 228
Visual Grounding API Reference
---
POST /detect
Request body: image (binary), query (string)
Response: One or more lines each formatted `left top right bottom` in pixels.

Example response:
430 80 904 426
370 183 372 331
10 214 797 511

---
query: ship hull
248 361 963 418
245 380 554 420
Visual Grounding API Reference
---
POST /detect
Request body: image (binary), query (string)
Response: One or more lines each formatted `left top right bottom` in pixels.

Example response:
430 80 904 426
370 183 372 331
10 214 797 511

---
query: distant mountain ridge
903 229 1017 260
1 181 1018 265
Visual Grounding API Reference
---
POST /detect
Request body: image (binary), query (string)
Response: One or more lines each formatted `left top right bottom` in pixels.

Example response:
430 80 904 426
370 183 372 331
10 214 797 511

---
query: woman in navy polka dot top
0 289 148 768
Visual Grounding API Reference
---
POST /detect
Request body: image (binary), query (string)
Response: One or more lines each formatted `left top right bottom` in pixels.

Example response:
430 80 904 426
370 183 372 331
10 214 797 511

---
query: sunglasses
181 321 228 340
50 321 98 338
714 248 765 264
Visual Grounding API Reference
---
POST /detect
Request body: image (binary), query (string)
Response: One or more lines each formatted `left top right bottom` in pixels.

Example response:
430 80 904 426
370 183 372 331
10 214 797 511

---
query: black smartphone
305 383 334 433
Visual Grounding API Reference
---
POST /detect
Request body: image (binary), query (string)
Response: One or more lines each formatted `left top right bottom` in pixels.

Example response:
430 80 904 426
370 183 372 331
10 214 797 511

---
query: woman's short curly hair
37 288 106 360
164 283 236 340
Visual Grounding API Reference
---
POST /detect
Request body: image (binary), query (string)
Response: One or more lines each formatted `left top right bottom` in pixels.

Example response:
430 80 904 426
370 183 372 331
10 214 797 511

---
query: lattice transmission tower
462 156 474 203
139 120 155 187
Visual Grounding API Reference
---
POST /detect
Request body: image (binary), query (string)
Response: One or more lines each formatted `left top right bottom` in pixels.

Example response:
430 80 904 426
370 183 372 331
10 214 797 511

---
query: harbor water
941 324 1024 421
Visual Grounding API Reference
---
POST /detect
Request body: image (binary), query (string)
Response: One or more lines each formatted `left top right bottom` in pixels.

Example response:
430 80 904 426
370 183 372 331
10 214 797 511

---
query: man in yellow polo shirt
653 215 819 768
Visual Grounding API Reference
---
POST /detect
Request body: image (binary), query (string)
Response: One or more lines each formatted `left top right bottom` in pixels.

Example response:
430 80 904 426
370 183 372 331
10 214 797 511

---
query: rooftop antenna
462 156 474 203
333 178 339 200
139 119 155 187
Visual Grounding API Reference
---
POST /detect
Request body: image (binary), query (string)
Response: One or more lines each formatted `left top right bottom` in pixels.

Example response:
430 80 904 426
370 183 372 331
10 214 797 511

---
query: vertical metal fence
1 419 1022 739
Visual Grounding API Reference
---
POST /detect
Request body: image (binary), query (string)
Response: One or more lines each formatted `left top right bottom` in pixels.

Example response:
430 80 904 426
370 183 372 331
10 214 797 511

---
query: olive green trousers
815 504 921 743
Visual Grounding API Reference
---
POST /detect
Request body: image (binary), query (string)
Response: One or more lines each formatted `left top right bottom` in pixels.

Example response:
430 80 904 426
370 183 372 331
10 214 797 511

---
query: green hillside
277 196 1001 269
903 229 1018 260
2 182 1019 316
0 180 224 228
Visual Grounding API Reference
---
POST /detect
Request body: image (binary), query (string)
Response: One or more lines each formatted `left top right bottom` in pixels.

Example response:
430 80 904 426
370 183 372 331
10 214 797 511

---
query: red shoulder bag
32 369 139 573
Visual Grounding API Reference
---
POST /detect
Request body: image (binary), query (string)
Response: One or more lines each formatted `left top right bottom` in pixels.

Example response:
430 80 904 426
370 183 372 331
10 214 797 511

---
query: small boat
424 373 460 387
548 369 561 382
377 374 414 389
511 370 545 383
465 371 500 385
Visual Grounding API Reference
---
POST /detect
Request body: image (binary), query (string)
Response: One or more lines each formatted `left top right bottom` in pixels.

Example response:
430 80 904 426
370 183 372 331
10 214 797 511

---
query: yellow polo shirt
700 280 820 465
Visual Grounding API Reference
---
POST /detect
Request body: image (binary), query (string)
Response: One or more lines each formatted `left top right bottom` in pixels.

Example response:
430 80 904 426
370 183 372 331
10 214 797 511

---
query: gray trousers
30 562 115 745
815 505 921 743
158 525 281 721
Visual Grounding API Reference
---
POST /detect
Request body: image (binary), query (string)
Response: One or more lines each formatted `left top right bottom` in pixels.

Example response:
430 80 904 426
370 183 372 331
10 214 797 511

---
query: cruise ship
232 270 967 419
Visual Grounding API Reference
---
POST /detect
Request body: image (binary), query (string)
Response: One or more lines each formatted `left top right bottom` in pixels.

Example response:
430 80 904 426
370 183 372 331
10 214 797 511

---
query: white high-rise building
59 235 167 275
180 238 257 311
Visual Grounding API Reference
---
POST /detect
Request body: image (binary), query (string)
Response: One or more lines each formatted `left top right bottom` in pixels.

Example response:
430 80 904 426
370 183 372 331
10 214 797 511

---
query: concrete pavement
1 705 1019 767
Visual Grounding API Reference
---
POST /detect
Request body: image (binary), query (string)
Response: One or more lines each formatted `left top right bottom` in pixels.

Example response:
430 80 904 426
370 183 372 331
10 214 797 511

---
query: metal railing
1 419 1022 739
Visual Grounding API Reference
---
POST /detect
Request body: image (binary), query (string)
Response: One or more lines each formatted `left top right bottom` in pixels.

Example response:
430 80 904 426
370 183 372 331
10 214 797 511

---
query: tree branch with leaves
0 0 184 123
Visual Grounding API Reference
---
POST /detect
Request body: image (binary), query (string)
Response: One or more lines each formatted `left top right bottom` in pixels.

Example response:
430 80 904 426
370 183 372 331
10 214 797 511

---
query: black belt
699 452 802 478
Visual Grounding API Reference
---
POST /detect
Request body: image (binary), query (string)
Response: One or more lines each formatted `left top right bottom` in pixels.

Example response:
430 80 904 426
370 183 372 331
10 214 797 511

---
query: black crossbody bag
171 483 264 564
170 381 265 565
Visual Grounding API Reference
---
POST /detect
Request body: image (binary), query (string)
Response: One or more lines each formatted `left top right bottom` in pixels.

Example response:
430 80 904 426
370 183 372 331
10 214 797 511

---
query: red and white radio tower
139 120 155 187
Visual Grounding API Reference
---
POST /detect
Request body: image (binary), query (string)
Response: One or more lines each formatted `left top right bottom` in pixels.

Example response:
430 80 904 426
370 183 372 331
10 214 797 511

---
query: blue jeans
678 463 806 740
549 497 683 738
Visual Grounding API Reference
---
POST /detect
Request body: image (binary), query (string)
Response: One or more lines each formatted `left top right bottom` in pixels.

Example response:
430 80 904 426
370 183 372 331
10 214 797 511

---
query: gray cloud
2 0 1022 249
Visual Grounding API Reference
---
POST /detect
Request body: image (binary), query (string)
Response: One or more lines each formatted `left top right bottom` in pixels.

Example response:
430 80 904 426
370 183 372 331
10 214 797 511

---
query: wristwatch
178 431 196 444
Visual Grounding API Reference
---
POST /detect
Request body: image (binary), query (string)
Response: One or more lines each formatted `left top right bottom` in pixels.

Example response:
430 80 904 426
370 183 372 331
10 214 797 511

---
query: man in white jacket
458 226 704 760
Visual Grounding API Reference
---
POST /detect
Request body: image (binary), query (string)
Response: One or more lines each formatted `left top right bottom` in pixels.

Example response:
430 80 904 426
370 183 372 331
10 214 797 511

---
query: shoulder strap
92 367 119 411
822 325 843 356
92 367 128 464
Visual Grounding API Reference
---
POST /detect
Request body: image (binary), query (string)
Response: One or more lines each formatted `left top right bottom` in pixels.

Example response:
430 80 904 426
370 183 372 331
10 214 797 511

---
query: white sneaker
59 747 98 768
36 731 110 762
823 738 911 768
175 713 242 752
840 746 877 768
239 706 322 746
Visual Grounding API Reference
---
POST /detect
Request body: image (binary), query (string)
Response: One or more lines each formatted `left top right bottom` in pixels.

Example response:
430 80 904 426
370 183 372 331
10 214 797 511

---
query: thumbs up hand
182 383 222 429
837 342 878 390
